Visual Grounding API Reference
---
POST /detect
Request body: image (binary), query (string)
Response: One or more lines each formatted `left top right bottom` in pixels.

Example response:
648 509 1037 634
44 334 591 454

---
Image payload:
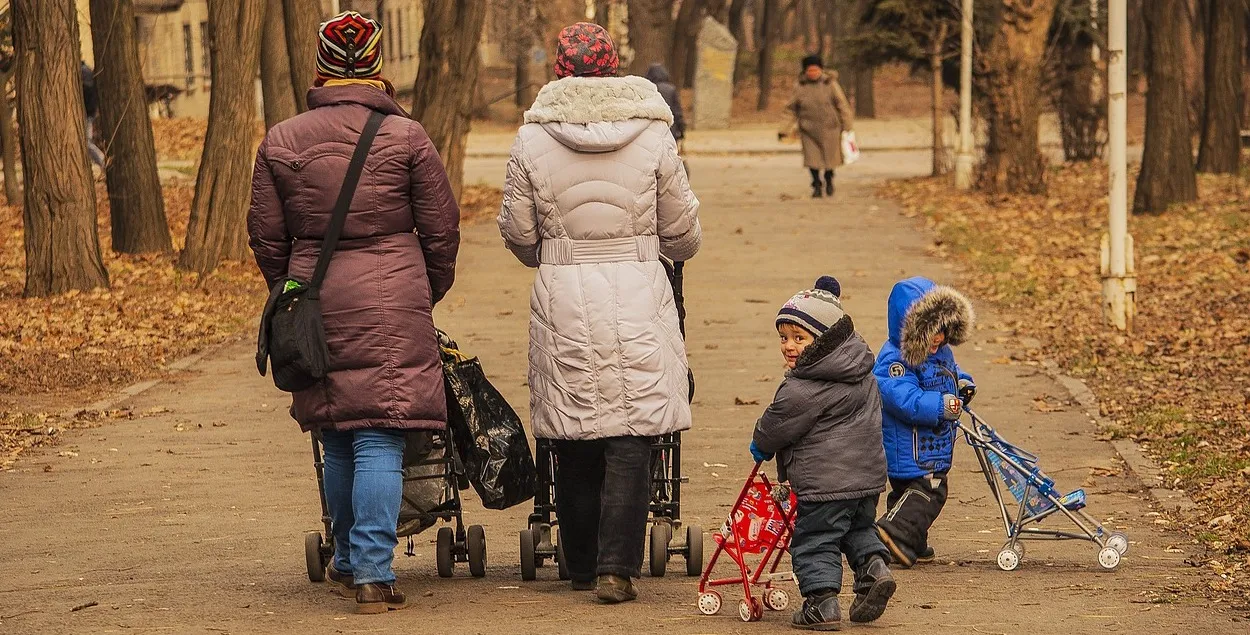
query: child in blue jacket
874 277 976 568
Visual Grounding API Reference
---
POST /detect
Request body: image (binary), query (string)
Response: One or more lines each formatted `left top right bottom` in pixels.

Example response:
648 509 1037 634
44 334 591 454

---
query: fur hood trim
525 76 674 126
900 286 975 367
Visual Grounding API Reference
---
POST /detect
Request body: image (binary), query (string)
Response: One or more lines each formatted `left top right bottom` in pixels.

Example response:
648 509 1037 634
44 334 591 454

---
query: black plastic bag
439 332 536 510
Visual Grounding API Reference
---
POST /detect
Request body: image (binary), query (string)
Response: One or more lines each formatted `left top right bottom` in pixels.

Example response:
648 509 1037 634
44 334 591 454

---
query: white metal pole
1102 0 1134 331
954 0 974 190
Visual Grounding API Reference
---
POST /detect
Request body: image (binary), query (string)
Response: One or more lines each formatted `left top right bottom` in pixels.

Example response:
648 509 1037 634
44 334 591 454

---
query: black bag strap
309 109 386 294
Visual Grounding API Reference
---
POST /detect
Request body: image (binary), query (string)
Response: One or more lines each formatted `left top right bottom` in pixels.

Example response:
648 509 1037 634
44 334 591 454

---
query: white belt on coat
538 235 661 265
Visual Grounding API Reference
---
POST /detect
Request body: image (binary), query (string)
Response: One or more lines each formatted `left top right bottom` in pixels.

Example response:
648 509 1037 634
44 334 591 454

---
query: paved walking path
0 149 1226 634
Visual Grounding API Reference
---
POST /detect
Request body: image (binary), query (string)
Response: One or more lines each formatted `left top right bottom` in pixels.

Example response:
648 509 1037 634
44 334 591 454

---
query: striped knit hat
315 11 393 94
777 276 845 336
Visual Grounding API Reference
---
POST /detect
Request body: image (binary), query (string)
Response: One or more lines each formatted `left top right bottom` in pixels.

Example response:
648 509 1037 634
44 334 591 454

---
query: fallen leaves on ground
1 176 502 465
881 160 1250 602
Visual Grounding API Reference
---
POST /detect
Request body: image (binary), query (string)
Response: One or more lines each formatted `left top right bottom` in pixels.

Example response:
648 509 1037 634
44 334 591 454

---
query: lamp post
1101 0 1135 331
954 0 974 190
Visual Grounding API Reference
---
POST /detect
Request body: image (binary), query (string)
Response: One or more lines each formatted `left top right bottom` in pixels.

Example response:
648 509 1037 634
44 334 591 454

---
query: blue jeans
320 429 406 585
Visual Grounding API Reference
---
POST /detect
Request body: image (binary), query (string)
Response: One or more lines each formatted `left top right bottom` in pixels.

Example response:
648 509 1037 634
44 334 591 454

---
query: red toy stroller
696 463 799 622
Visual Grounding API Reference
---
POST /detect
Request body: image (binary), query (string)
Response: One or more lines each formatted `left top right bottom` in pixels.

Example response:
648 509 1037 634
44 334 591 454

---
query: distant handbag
842 130 861 165
255 110 386 392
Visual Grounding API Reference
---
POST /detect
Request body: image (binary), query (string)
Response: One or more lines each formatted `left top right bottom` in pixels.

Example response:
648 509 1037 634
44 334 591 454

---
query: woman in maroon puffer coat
247 11 460 614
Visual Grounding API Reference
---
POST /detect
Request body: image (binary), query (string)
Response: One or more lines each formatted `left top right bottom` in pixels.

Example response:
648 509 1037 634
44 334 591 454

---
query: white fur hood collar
524 76 674 126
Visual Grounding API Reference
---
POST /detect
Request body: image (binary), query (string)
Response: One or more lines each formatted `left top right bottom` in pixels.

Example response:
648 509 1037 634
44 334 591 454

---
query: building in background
75 0 424 119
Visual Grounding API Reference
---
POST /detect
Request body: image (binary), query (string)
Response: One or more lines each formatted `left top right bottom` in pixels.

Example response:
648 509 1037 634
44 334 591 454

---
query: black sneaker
791 594 841 631
849 556 896 623
570 578 595 591
916 545 936 564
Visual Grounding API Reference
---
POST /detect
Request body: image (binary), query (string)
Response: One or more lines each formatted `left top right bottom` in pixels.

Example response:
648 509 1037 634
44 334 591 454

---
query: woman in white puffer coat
497 22 702 604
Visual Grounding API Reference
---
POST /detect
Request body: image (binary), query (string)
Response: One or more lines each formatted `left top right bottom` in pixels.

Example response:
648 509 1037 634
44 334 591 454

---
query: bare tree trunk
0 72 20 205
594 0 613 27
1195 0 1245 174
627 0 675 75
1133 0 1198 213
855 64 875 118
411 0 487 200
282 0 322 112
728 0 749 47
977 0 1057 195
670 0 708 90
511 0 535 110
757 0 780 110
931 22 951 176
260 0 298 129
180 0 265 275
90 0 173 255
13 0 109 296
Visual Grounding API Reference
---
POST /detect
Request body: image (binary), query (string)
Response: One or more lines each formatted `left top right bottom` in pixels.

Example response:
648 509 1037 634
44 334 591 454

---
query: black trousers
877 473 949 561
553 436 652 581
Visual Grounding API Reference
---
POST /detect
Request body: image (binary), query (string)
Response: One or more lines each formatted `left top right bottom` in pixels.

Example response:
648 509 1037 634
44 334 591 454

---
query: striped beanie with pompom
777 276 845 337
315 11 394 95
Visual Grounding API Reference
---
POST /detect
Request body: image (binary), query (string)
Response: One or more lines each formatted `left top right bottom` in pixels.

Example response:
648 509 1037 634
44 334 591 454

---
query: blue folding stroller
960 407 1128 571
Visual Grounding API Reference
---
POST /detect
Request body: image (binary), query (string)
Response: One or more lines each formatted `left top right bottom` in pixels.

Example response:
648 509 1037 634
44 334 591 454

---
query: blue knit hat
777 276 844 336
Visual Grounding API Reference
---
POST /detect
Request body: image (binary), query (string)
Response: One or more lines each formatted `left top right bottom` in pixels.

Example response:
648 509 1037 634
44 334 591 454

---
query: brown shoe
355 583 408 614
594 574 637 604
327 564 356 598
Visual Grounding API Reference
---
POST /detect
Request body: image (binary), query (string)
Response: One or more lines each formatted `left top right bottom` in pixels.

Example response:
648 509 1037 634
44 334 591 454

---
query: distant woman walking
497 22 702 604
780 55 854 198
247 11 460 614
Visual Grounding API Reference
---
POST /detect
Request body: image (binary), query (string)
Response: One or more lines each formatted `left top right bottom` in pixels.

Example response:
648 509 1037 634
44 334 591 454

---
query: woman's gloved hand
749 440 774 463
958 378 977 405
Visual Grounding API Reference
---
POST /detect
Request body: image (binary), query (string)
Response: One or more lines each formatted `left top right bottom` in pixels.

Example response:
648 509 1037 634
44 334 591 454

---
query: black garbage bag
439 331 536 510
397 431 455 537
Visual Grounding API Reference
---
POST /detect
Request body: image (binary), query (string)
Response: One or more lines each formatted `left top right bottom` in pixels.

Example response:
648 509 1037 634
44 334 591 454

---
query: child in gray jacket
751 276 896 631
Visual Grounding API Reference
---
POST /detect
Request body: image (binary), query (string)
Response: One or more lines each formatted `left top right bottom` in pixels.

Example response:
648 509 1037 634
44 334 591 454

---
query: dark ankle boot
825 179 834 196
811 182 823 198
792 591 841 630
849 556 896 623
355 583 407 614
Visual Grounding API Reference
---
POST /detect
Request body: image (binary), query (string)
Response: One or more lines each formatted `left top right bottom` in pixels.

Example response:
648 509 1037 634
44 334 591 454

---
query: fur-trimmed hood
523 76 674 153
525 76 673 125
790 315 874 383
887 277 975 368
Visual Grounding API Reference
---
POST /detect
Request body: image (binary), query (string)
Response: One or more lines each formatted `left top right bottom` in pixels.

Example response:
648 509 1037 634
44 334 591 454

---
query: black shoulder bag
256 110 386 392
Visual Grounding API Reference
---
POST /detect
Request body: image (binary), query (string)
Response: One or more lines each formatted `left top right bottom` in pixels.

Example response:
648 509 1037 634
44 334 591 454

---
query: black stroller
304 428 488 582
518 260 704 581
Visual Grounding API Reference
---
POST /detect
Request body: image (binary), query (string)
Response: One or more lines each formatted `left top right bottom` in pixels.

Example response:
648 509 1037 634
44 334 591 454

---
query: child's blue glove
749 440 774 463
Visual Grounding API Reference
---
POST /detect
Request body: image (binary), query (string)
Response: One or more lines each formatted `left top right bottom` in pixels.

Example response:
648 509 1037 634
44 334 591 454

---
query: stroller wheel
697 591 722 615
304 532 327 582
519 529 537 581
556 528 570 580
738 598 763 622
1011 541 1025 559
1097 546 1121 570
467 525 487 578
436 526 455 578
649 523 671 577
763 588 790 611
996 546 1021 571
1106 532 1129 555
685 525 704 577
